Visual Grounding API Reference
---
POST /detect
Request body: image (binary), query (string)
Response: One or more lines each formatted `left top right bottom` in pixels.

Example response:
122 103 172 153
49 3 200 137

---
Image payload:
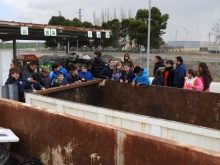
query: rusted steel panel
0 98 220 165
42 80 220 129
0 99 116 165
124 132 220 165
97 81 220 129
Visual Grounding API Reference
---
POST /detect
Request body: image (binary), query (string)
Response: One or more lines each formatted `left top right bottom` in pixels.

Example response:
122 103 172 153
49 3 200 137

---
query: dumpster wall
0 98 220 165
41 80 220 130
26 93 220 152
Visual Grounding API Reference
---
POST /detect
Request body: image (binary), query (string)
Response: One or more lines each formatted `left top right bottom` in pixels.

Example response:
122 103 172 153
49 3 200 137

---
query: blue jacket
174 63 187 88
50 71 58 85
133 68 150 85
119 70 135 83
79 71 94 80
59 68 68 78
21 78 43 93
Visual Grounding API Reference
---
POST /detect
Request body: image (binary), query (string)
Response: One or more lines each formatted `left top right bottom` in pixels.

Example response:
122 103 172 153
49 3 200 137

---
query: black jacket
91 57 105 78
99 66 114 79
163 67 175 87
119 70 135 82
152 76 165 86
66 74 82 83
153 61 166 77
40 74 50 89
22 64 34 80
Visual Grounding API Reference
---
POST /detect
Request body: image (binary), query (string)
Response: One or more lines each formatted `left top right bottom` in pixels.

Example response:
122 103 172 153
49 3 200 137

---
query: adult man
90 51 105 78
22 60 38 80
174 56 187 88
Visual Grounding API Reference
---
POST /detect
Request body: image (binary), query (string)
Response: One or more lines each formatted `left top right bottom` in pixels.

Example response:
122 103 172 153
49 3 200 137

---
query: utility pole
76 9 83 21
147 0 151 71
59 11 61 16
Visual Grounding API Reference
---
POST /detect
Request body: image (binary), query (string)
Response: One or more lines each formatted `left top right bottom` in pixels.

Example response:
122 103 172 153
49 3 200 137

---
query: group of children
5 52 213 103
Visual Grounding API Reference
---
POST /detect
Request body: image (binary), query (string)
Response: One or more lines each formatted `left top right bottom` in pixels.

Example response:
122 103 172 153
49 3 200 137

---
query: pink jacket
183 77 203 91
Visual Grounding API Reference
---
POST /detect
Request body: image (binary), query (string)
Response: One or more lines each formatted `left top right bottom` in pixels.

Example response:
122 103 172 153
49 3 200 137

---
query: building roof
0 20 111 41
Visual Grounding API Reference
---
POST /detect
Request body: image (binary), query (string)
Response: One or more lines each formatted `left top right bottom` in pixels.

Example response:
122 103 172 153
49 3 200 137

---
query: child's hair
32 72 41 82
134 66 142 74
42 66 50 73
81 64 87 69
94 51 102 57
11 68 20 74
113 62 122 74
155 70 162 77
123 63 131 68
52 63 59 70
187 69 196 77
108 59 114 64
166 60 174 66
71 66 78 72
58 72 64 76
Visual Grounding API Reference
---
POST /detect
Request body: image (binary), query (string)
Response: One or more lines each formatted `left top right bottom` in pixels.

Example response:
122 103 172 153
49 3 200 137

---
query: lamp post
147 0 151 71
184 28 188 55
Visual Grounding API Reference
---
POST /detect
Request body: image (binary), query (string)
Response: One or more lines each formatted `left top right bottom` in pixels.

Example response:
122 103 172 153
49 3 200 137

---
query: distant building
167 41 214 52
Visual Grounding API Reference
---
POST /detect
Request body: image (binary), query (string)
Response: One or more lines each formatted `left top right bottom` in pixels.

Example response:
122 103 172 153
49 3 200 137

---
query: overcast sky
0 0 220 42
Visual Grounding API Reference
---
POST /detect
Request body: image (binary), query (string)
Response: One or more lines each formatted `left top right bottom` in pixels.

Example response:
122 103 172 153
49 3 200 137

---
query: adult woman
183 69 203 91
163 60 175 87
121 53 133 68
153 56 165 77
198 62 213 92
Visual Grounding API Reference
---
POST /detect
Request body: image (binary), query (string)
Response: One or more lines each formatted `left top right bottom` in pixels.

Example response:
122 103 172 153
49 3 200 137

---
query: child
183 69 203 91
21 72 45 93
5 68 21 85
50 62 59 86
99 59 114 79
152 70 165 86
111 62 122 81
52 72 69 87
21 72 45 102
132 66 150 87
40 66 50 89
119 63 135 83
58 63 68 78
5 68 23 102
79 65 94 80
66 66 86 83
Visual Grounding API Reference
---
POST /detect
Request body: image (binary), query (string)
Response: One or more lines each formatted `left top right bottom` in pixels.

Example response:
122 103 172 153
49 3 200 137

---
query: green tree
134 7 169 49
48 16 66 25
72 18 83 27
83 21 93 28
